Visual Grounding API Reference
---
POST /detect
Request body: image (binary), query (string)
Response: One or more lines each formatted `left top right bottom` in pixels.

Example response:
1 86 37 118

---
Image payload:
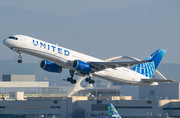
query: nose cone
3 38 7 46
3 38 11 47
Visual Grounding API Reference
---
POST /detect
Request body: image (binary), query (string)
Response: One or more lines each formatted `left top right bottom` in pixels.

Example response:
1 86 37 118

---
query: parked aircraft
108 103 121 118
3 35 174 85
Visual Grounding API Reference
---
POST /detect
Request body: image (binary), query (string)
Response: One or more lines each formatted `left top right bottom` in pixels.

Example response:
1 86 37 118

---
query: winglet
108 103 122 118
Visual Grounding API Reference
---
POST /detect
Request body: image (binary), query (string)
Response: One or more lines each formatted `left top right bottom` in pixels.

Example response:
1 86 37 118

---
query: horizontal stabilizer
141 79 175 83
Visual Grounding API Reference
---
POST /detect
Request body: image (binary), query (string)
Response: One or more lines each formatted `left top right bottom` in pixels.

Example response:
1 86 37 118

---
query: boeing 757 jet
3 35 174 85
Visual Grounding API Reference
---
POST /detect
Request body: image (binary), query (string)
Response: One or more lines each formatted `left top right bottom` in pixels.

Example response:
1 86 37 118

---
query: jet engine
40 60 62 73
73 60 92 73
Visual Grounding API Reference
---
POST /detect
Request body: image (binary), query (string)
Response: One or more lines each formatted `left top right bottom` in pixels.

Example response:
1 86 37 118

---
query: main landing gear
18 53 23 63
67 70 77 84
66 70 95 84
85 76 95 84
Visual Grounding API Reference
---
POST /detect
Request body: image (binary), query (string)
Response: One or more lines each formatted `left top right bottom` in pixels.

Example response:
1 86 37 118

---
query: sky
0 0 154 17
0 0 179 64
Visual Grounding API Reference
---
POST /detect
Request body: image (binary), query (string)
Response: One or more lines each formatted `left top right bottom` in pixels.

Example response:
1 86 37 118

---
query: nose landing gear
18 53 23 63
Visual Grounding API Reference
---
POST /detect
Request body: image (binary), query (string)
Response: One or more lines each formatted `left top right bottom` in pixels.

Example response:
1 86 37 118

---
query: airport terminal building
0 75 180 118
0 96 180 118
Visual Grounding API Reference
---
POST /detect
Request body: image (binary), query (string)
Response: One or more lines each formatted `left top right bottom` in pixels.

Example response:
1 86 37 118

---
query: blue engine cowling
40 60 62 73
73 60 92 73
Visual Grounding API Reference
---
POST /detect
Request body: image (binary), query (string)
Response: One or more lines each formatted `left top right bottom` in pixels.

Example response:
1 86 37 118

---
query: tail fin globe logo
131 49 166 78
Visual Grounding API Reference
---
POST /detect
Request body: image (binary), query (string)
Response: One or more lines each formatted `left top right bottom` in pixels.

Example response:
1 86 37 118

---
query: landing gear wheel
91 80 95 84
71 79 77 84
18 59 23 63
85 77 90 82
89 79 95 84
67 77 73 82
89 80 92 84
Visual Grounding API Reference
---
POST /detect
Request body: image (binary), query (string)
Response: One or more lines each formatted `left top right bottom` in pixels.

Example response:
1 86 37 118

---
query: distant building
75 86 120 97
0 74 70 96
2 75 36 82
0 96 180 118
139 82 180 100
0 74 180 118
0 74 48 87
120 85 139 99
118 82 180 100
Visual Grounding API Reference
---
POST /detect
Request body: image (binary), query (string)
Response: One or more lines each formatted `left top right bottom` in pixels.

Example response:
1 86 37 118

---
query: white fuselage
3 35 158 86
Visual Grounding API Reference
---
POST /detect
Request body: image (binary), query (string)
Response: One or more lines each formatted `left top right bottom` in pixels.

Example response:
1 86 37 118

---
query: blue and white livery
3 35 174 85
108 103 121 118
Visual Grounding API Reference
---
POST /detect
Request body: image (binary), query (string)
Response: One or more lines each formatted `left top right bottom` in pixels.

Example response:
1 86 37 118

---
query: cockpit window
8 36 18 40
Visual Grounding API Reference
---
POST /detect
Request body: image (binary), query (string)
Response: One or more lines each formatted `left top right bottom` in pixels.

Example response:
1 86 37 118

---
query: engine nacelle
40 60 62 73
73 60 92 73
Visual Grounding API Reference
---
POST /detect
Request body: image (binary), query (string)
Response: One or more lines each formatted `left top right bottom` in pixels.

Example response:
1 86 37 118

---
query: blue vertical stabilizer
108 103 122 118
131 49 166 78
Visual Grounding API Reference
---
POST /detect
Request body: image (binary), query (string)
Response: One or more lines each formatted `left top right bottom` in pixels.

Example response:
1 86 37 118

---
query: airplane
3 35 174 85
108 103 121 118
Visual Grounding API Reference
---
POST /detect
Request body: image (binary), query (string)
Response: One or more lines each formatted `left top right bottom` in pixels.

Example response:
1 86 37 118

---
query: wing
89 60 152 70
